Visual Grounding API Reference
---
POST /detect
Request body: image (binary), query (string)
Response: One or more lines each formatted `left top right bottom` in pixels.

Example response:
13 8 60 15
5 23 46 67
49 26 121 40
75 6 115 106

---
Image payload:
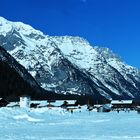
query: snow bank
0 107 140 140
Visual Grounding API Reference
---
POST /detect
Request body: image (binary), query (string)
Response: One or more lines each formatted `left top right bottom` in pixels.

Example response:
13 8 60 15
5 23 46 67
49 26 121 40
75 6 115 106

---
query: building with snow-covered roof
111 100 133 108
0 98 9 107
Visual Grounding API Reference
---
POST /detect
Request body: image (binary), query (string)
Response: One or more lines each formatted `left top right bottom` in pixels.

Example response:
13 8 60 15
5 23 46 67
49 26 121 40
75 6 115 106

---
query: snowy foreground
0 107 140 140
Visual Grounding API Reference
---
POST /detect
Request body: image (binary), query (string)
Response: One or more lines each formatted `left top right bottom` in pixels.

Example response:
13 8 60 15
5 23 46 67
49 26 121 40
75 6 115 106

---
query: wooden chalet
0 98 9 107
111 100 133 109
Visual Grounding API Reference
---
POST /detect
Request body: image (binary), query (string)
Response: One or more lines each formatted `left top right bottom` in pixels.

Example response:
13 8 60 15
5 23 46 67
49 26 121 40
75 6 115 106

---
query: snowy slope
0 17 140 100
0 107 140 140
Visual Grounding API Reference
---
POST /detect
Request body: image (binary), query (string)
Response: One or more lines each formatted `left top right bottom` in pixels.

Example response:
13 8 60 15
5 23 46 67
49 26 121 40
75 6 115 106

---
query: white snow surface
0 107 140 140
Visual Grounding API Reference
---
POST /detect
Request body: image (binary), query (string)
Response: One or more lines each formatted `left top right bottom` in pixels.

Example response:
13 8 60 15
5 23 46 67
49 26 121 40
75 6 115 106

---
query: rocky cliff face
0 17 140 100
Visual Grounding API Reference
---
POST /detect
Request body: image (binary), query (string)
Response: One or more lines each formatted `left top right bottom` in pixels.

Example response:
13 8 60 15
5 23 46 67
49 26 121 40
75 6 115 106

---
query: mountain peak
0 16 8 23
0 17 44 37
94 46 122 61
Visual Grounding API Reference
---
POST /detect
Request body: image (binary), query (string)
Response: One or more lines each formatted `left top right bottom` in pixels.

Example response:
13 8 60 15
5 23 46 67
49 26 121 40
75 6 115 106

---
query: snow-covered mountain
0 46 44 101
0 16 140 101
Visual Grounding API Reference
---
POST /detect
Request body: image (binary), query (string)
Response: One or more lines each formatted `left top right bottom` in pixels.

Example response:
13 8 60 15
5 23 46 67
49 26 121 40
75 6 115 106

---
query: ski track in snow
0 107 140 140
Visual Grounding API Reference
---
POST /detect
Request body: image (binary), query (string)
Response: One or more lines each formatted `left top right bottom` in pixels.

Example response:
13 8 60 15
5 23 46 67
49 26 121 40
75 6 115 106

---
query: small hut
19 95 31 108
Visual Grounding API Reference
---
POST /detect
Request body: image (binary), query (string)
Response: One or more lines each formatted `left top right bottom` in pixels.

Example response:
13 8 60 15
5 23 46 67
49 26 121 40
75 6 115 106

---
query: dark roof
0 98 9 106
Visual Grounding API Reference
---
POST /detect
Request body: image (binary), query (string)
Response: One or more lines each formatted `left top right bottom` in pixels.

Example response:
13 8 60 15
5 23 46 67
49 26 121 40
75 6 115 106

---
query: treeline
0 61 36 101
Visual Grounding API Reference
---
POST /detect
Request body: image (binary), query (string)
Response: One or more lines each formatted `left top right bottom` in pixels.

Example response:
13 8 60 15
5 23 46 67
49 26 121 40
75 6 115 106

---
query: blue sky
0 0 140 68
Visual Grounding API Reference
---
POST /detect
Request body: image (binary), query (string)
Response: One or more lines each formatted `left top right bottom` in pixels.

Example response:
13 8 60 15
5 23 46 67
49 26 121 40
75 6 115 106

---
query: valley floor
0 107 140 140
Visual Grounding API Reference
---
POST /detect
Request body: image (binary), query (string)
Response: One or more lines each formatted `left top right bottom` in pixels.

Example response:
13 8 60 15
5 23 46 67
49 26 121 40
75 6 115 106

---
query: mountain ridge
0 17 140 100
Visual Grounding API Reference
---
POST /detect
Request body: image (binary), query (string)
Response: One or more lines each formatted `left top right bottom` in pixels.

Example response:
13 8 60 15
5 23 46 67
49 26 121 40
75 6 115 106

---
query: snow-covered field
0 107 140 140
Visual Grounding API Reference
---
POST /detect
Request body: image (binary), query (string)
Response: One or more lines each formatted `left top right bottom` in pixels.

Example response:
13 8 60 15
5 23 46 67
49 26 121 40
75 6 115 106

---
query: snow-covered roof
111 100 132 104
31 100 77 107
0 98 7 101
